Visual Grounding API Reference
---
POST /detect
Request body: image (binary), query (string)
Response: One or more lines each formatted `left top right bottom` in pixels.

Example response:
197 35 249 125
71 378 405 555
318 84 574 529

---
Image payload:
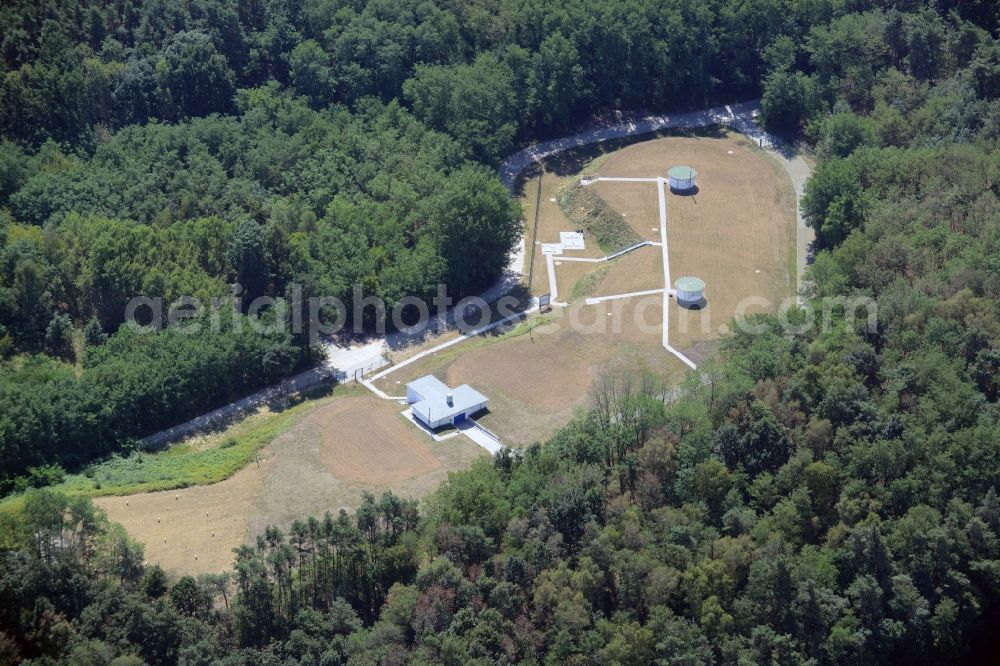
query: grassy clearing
748 140 801 293
570 263 610 299
732 135 800 299
96 391 488 576
590 130 797 350
378 128 796 445
374 311 560 394
0 383 347 516
397 310 558 371
557 182 643 253
385 285 534 365
376 297 690 447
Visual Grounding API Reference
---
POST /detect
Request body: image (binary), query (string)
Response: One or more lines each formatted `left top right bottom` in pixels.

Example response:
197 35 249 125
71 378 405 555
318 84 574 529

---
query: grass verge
376 309 559 390
0 383 349 517
749 138 801 298
570 264 611 300
557 181 643 253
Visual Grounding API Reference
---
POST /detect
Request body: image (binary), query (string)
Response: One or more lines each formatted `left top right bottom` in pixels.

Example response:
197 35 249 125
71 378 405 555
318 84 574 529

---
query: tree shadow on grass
539 125 730 178
139 379 338 453
512 161 543 197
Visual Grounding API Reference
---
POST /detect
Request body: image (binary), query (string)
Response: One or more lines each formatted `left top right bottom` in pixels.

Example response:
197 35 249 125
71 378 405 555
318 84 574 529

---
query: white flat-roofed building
406 375 489 429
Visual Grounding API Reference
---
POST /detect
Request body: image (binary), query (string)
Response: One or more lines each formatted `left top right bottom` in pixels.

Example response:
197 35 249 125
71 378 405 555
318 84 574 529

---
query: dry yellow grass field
588 181 662 242
374 300 689 446
96 463 265 577
101 129 794 577
524 129 794 312
590 244 664 298
592 131 797 349
314 397 444 484
376 128 796 441
97 395 486 576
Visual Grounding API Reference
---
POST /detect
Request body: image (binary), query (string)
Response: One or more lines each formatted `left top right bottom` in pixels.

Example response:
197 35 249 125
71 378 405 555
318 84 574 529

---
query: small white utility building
406 375 488 429
668 165 698 192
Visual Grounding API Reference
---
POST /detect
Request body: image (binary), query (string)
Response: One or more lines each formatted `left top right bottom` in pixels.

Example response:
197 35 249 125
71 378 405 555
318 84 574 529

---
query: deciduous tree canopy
1 0 999 662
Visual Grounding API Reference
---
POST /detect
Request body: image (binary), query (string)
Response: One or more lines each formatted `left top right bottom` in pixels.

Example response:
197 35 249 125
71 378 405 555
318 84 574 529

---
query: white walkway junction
576 176 697 371
545 240 653 304
500 100 813 303
141 100 812 451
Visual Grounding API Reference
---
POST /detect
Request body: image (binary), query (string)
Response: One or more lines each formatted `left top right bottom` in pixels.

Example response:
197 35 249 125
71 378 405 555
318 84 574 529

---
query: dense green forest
0 0 995 484
1 0 1000 663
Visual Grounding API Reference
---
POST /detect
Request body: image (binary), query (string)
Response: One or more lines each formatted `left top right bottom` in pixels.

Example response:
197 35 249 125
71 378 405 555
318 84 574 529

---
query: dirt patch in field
447 329 596 413
312 397 442 485
98 394 487 577
248 395 485 539
96 464 264 577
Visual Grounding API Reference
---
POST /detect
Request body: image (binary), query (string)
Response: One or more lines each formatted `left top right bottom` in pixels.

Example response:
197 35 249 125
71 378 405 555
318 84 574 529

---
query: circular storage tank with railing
668 165 698 192
674 276 705 307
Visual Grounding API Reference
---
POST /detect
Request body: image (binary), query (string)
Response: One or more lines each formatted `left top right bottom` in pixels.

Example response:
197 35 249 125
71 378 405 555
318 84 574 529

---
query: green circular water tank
667 166 698 180
675 276 705 302
675 276 705 291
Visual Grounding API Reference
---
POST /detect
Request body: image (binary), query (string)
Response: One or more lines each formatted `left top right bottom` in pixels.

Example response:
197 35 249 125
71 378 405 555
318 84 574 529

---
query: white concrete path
368 301 539 383
457 420 504 454
142 99 811 449
545 254 561 304
655 176 699 370
585 289 666 305
359 378 403 401
587 177 660 183
657 177 670 348
554 172 700 370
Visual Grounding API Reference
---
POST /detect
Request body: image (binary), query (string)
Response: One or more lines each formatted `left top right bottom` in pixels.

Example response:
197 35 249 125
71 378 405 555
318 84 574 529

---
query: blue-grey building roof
407 374 450 401
409 376 488 424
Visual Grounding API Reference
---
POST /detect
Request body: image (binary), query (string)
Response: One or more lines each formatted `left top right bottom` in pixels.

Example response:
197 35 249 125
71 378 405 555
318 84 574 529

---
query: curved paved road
142 100 813 448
